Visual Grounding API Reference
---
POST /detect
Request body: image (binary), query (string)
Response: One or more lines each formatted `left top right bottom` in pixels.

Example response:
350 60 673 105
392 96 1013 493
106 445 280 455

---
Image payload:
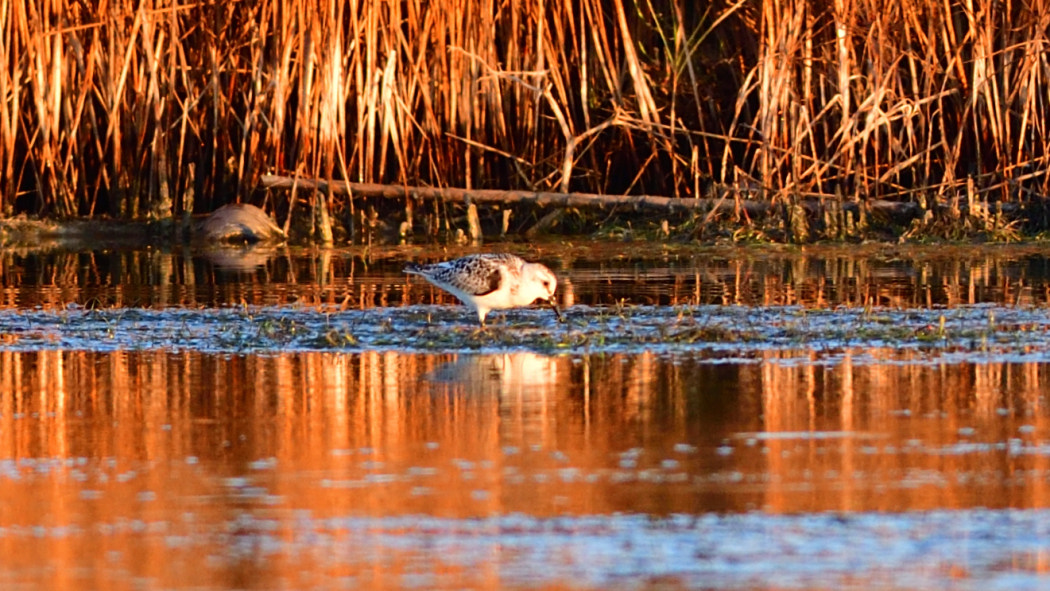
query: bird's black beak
547 297 565 323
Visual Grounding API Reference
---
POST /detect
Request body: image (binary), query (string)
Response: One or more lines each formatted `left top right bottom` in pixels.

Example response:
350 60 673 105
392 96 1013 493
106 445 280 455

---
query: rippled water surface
3 242 1050 590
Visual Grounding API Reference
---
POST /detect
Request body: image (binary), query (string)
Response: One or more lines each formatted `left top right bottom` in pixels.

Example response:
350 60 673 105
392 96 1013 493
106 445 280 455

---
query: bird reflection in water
424 352 560 401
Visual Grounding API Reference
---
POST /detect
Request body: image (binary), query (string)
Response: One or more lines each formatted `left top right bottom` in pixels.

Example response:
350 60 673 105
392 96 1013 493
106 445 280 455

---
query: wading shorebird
404 253 563 326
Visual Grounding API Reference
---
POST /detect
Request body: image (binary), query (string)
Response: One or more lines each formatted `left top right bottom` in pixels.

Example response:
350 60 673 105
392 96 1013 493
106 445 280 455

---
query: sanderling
404 253 563 326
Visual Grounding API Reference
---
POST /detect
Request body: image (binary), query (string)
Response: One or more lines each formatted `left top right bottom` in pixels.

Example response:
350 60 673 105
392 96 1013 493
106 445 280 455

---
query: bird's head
522 262 564 322
523 263 558 301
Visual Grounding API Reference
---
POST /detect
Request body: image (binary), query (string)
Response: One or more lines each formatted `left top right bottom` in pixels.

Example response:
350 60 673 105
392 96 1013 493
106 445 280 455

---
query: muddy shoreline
3 213 1049 251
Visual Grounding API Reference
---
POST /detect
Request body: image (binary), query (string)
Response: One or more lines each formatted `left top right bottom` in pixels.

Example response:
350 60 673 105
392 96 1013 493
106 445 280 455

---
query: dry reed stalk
7 0 1050 237
0 0 24 214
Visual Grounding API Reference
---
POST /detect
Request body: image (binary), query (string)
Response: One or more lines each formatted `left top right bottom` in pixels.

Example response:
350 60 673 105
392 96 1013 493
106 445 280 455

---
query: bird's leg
472 312 489 334
470 316 492 338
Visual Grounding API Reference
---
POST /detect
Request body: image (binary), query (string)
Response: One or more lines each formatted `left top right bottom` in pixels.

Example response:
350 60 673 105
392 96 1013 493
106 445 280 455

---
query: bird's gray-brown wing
474 267 503 296
441 256 505 296
412 255 512 296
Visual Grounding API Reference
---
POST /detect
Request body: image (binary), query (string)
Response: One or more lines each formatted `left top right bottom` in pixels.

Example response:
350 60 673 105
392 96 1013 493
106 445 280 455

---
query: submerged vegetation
3 1 1050 242
1 303 1048 361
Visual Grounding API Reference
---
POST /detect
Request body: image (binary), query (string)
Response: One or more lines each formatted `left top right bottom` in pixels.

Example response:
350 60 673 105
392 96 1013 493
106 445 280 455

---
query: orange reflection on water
756 349 1050 513
2 243 1050 311
0 348 1049 588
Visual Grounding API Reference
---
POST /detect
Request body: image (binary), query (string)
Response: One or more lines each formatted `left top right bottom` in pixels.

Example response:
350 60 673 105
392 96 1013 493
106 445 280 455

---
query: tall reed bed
2 0 1050 228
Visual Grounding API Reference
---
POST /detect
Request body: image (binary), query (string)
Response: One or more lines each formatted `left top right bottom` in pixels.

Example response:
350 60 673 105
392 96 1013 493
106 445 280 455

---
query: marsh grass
4 1 1050 240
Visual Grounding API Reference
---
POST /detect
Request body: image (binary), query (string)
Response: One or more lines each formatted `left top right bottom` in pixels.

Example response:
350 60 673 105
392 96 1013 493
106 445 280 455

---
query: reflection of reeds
5 1 1050 229
757 347 1050 512
0 246 1044 310
1 348 1048 519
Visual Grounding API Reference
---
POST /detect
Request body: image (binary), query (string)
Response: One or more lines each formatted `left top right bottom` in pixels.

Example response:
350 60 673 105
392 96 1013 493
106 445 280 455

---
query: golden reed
1 0 1047 231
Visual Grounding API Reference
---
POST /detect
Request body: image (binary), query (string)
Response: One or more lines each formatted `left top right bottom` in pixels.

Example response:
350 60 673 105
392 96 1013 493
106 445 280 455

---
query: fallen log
260 174 766 214
257 174 930 219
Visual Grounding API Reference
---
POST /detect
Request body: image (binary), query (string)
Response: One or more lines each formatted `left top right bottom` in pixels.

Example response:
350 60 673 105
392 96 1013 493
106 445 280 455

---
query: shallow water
2 242 1050 590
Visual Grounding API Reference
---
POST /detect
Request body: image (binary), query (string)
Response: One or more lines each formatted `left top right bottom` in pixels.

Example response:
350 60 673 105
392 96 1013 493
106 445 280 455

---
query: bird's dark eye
543 281 550 288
